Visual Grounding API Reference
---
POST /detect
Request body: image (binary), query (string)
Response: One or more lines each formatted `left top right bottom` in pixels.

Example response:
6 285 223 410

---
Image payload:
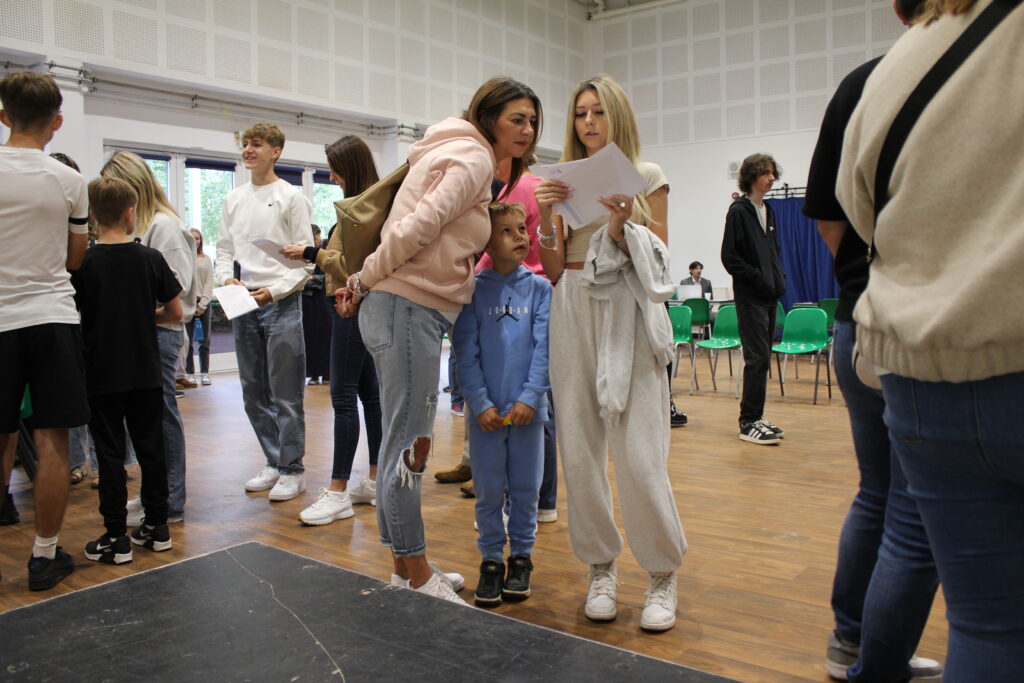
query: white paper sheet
532 142 647 227
251 238 307 269
212 284 259 320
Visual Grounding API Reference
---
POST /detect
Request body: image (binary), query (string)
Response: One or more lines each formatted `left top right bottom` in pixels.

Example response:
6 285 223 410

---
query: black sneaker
758 419 784 438
27 547 75 591
130 522 172 552
474 560 504 607
739 421 781 445
84 534 133 564
670 399 688 428
503 555 533 601
0 491 19 526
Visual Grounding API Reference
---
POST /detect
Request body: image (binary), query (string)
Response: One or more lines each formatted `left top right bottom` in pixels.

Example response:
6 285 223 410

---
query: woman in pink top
337 77 541 605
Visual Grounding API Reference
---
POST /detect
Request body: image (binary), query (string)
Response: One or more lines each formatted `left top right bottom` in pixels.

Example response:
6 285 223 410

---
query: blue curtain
767 197 837 310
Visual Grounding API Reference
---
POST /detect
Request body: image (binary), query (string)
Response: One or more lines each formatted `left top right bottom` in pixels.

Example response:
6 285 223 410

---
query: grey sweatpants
550 270 687 573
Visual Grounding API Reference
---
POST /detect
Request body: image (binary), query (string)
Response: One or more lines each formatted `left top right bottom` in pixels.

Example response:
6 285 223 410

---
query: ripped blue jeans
359 291 449 557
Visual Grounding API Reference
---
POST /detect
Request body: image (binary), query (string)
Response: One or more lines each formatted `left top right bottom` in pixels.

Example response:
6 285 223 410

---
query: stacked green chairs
695 304 741 395
771 307 832 404
668 305 699 394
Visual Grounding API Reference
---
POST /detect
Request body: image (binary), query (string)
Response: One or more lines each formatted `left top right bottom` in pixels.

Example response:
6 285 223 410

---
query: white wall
579 0 908 284
646 129 819 287
0 0 588 151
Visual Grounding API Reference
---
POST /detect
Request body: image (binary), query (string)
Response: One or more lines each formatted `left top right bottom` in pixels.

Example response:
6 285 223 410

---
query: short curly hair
242 122 285 149
738 153 781 194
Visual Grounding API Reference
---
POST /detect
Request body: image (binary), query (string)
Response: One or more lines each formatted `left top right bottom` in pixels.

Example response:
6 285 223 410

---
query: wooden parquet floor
0 353 948 682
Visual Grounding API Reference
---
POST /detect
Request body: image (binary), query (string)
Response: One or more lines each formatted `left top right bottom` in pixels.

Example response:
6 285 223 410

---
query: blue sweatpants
469 420 544 563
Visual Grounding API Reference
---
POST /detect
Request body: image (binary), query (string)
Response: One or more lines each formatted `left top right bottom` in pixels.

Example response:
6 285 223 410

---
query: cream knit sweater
836 0 1024 383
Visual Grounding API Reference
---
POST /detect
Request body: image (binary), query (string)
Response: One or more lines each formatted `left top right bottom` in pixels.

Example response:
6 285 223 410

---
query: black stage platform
1 542 736 682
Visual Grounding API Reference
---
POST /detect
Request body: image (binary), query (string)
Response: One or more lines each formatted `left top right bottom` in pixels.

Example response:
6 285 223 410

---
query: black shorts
0 323 90 433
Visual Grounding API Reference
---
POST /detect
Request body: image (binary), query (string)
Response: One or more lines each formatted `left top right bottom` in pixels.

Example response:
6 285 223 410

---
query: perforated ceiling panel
297 55 328 99
725 32 754 66
760 99 791 133
214 34 251 83
759 0 790 23
334 61 364 106
724 0 754 30
214 0 251 32
54 0 105 55
693 108 722 141
167 0 205 22
298 7 329 53
113 10 159 65
725 68 754 101
258 0 291 42
1 0 43 42
167 23 206 74
692 3 720 35
726 104 755 137
258 43 291 90
833 11 866 48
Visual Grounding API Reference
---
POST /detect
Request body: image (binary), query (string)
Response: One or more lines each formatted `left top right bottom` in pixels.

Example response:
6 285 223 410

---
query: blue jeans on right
882 371 1024 682
329 311 381 481
156 327 187 518
359 291 448 557
470 420 544 562
832 321 938 682
232 293 306 474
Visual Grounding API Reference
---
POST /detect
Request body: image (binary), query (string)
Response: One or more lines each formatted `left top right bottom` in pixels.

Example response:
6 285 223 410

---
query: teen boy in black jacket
721 153 786 444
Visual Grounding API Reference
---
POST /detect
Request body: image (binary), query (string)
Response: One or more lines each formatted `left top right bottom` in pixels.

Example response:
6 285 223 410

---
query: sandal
70 465 88 485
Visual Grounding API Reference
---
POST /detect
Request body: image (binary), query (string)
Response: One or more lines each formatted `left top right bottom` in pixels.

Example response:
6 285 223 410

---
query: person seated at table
680 261 712 298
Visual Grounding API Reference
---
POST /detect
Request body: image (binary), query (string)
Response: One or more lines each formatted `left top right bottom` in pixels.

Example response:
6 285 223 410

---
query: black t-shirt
803 56 882 323
72 242 182 396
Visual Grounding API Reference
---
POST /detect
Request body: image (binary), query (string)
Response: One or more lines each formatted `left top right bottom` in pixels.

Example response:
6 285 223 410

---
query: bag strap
869 0 1020 260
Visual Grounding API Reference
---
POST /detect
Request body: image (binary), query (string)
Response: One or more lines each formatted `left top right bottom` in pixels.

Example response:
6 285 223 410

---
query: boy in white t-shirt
0 71 89 590
215 123 313 502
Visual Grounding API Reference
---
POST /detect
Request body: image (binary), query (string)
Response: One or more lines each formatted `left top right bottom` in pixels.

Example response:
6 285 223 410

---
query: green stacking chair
771 307 831 404
695 304 741 394
682 297 711 340
817 298 839 333
668 305 699 394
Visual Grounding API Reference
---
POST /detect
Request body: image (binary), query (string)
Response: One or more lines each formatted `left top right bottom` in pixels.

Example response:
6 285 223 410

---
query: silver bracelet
538 224 558 251
348 272 364 300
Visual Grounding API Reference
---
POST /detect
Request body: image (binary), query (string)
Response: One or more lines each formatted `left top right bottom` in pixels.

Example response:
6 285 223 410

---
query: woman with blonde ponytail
101 151 196 526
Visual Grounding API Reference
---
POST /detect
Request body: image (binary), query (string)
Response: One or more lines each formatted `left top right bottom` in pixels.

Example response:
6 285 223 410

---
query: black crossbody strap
869 0 1021 259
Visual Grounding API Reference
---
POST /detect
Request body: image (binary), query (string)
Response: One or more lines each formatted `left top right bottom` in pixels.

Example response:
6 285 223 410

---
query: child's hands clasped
477 407 506 432
505 402 536 426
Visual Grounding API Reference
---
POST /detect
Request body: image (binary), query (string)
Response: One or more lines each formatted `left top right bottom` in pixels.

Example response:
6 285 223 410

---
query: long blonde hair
561 74 651 225
101 151 180 236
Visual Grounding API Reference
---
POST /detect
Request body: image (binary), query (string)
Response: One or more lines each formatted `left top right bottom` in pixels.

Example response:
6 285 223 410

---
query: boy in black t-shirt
72 177 182 564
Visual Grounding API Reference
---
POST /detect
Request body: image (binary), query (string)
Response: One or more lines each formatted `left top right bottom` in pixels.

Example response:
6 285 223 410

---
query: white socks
33 534 58 559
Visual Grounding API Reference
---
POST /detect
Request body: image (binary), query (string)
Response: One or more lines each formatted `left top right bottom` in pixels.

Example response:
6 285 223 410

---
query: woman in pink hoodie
337 77 541 604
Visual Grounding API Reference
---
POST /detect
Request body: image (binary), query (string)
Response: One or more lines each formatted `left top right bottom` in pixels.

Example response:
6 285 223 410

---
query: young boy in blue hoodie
453 202 551 608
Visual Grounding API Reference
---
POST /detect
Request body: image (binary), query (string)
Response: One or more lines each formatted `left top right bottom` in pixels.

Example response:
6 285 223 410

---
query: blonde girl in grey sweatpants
535 74 686 633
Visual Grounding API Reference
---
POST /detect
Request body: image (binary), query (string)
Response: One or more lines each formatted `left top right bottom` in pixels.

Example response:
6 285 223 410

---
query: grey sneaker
825 630 943 680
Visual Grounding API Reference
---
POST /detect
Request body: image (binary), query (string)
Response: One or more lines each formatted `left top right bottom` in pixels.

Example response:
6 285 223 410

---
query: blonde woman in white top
186 229 214 386
535 74 686 632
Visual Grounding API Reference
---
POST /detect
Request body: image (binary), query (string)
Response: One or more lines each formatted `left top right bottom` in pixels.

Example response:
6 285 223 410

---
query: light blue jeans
232 293 306 474
359 291 448 557
469 420 544 562
881 371 1024 682
156 327 187 517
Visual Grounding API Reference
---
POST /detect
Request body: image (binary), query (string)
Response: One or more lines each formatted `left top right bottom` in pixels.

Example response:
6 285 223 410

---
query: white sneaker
126 509 144 528
298 488 353 524
414 571 468 605
390 564 464 592
245 466 280 492
585 561 618 621
185 374 196 384
428 561 465 592
268 472 306 501
348 477 376 506
640 572 677 631
126 497 143 513
200 374 212 386
537 508 557 523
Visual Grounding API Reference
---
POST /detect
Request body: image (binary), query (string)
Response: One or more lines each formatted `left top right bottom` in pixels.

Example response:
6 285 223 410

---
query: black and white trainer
739 421 781 445
130 522 172 552
502 555 533 601
474 560 505 607
758 419 784 438
84 534 133 564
